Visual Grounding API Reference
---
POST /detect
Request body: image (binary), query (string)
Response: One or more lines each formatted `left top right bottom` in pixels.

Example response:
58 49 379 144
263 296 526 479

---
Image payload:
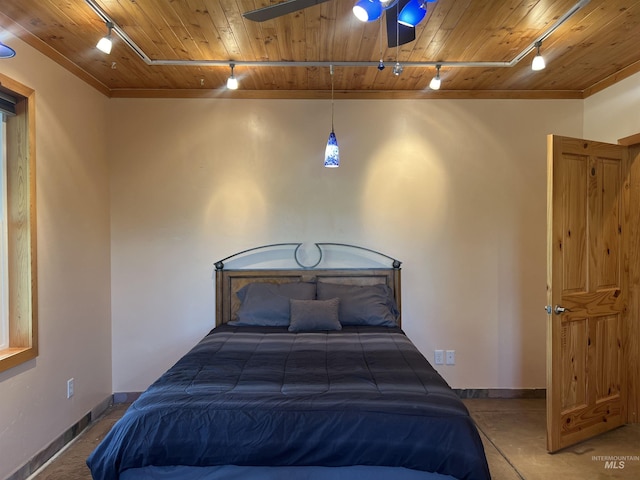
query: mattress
87 325 490 480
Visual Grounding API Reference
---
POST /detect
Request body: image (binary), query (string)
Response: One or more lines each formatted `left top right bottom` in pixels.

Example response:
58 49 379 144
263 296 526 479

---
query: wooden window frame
0 73 38 373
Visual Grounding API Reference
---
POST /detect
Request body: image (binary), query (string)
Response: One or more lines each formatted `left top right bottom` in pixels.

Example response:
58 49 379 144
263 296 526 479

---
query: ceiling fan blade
243 0 331 22
386 0 416 48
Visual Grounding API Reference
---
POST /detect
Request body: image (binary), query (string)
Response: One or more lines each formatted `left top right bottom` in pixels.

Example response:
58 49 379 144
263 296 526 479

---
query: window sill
0 346 36 373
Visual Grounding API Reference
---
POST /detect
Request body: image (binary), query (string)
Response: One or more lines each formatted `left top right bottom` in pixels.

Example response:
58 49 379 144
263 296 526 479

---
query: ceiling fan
242 0 422 48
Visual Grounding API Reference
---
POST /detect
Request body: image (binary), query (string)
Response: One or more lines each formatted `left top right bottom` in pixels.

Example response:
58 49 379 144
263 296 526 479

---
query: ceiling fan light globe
0 42 16 58
398 0 427 27
380 0 399 9
353 0 383 22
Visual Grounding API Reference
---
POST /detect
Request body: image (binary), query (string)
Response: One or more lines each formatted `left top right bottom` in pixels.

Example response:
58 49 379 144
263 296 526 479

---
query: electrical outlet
446 350 456 365
434 350 444 365
67 378 74 399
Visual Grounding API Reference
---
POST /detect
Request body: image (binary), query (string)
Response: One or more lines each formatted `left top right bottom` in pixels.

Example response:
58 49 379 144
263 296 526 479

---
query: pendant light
324 65 339 168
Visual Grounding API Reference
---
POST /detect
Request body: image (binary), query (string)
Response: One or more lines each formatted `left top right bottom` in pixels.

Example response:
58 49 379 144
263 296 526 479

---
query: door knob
545 305 567 315
554 305 566 315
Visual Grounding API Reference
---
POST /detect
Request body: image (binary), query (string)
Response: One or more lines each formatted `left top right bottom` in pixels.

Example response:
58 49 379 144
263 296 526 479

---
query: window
0 73 37 373
0 112 8 350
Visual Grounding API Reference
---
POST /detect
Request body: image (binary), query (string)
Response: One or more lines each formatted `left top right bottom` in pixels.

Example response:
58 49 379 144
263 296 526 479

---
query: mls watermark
592 455 640 470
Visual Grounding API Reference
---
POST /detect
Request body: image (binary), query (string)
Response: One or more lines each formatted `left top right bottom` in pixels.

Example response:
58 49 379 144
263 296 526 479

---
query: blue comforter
87 326 490 480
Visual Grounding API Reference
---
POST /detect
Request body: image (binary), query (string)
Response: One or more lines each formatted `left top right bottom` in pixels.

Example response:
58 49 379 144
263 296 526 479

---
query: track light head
531 40 546 71
96 21 114 54
226 63 238 90
429 64 441 90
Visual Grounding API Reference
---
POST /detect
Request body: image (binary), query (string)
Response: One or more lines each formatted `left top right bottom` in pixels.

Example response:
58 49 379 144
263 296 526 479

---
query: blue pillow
316 282 399 327
230 282 316 327
288 298 342 332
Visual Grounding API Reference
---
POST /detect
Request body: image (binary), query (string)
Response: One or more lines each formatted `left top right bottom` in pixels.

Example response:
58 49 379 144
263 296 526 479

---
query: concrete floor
31 399 640 479
465 398 640 479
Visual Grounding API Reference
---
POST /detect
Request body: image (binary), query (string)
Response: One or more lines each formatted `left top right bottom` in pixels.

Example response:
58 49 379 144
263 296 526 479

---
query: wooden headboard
214 244 402 327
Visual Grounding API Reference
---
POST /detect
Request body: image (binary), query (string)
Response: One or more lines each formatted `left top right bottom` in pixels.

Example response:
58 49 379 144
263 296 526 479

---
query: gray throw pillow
288 298 342 332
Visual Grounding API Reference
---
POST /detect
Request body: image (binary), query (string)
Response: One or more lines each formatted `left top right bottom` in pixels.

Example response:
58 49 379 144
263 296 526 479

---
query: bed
87 243 491 480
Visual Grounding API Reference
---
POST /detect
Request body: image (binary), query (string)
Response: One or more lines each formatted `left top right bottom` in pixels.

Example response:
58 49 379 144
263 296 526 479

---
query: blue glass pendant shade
0 42 16 58
324 131 340 168
398 0 427 27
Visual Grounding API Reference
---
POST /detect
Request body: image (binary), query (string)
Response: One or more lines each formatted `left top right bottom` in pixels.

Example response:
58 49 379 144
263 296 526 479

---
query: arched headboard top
214 243 402 327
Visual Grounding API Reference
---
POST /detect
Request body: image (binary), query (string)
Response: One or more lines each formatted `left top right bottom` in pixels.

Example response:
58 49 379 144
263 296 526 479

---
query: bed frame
214 243 402 327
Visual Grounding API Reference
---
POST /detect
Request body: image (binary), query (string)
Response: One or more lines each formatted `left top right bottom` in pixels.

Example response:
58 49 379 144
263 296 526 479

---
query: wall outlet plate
446 350 455 365
434 350 444 365
67 378 74 398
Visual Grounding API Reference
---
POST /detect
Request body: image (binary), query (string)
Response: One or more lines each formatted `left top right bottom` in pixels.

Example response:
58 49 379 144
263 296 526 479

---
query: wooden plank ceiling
0 0 639 99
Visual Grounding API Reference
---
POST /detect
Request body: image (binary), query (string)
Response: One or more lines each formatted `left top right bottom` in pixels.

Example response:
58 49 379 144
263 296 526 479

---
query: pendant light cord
330 64 335 133
380 19 384 61
396 2 400 61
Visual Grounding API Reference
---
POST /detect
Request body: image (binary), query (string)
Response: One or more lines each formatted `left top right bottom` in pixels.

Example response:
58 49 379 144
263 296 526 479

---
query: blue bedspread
87 326 490 480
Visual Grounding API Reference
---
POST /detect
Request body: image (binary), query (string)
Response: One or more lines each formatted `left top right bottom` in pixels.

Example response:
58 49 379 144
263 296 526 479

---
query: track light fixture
96 21 114 54
531 40 546 71
429 64 441 90
226 63 238 90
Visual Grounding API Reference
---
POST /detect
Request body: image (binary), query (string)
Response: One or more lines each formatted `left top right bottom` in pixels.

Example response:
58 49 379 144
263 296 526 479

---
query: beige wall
583 71 640 143
0 35 112 479
109 97 583 392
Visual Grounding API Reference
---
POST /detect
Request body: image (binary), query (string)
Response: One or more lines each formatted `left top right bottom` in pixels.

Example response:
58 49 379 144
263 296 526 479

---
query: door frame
618 132 640 424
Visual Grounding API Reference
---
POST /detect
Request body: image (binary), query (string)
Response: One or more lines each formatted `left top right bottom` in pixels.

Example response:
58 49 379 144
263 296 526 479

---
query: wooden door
546 135 628 452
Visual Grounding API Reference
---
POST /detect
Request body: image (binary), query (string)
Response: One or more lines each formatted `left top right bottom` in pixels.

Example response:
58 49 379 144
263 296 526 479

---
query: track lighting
226 63 238 90
429 64 441 90
531 40 546 71
0 42 16 58
96 21 114 54
353 0 383 22
324 65 339 168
